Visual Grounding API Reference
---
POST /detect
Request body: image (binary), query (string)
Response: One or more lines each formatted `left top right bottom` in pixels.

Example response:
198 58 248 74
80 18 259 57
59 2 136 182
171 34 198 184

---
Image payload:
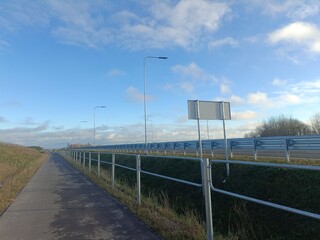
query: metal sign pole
196 100 203 158
221 101 230 176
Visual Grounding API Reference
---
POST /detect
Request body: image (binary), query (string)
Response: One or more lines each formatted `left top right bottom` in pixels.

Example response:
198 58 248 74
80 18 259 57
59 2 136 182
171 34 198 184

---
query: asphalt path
0 153 161 240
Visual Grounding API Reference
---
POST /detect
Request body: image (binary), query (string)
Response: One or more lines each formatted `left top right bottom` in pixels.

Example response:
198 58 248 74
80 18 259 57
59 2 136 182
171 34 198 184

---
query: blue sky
1 0 320 148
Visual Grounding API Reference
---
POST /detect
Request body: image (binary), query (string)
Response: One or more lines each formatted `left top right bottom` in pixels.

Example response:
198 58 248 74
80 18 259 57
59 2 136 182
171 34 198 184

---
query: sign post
188 100 231 174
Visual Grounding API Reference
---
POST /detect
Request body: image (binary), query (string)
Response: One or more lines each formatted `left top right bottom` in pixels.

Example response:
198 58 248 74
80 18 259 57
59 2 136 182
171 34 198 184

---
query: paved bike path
0 153 161 240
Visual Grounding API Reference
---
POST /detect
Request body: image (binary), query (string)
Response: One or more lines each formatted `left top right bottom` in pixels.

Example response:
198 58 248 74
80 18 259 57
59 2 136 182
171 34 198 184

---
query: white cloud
208 37 238 49
253 0 320 19
172 62 216 83
272 78 287 86
1 0 231 50
232 110 258 120
246 91 303 108
179 82 194 93
172 62 206 80
269 22 320 54
126 86 154 102
171 62 217 93
291 79 320 94
242 79 320 108
47 1 113 49
0 0 49 30
0 121 52 146
247 91 269 105
278 93 301 104
220 84 231 94
136 0 231 49
229 95 245 105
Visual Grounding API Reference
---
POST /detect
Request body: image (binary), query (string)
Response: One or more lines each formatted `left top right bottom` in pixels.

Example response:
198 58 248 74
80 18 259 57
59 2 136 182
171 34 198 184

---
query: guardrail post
210 142 214 158
112 154 115 188
136 154 141 205
196 142 199 157
83 152 86 167
183 143 186 156
98 152 101 178
285 139 290 162
253 139 258 161
202 158 213 240
89 152 92 173
230 141 234 159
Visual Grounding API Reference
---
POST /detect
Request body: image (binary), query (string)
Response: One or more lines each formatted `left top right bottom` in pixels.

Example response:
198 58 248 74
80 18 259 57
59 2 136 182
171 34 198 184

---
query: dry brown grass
0 143 48 213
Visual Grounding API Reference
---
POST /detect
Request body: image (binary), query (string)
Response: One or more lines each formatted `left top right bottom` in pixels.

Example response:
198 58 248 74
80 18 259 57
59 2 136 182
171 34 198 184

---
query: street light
144 56 167 154
93 105 106 147
78 120 87 144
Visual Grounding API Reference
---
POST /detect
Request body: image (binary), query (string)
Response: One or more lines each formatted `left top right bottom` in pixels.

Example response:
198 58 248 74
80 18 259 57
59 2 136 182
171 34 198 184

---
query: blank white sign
188 100 231 120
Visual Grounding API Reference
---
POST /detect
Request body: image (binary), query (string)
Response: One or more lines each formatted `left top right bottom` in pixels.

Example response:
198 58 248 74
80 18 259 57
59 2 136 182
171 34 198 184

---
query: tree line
244 113 320 138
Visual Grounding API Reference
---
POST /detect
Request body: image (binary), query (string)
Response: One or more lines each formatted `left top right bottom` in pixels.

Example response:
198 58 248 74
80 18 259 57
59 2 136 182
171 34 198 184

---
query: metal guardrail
71 134 320 162
67 150 320 240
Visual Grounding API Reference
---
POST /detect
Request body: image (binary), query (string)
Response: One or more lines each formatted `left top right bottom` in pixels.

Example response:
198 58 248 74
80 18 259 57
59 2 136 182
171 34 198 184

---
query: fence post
89 152 92 173
112 154 115 188
98 152 101 178
83 152 86 167
202 158 213 240
136 154 141 205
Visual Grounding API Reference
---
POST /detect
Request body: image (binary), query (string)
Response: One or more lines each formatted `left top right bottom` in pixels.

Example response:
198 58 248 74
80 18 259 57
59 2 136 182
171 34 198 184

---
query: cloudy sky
1 0 320 148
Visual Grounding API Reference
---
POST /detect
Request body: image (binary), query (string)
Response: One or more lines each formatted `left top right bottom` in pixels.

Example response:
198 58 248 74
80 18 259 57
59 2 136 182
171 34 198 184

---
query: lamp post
93 105 106 148
144 56 167 154
78 120 87 144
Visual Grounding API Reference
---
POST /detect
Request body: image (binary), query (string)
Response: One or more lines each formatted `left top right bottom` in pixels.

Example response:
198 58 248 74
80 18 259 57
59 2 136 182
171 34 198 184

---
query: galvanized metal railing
71 134 320 162
67 150 320 240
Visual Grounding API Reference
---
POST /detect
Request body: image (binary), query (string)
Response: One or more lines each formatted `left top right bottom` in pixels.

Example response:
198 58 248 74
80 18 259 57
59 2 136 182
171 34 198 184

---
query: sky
1 0 320 148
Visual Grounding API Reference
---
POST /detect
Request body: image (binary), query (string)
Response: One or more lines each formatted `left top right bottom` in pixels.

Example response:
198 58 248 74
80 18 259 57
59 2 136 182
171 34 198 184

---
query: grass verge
0 143 48 214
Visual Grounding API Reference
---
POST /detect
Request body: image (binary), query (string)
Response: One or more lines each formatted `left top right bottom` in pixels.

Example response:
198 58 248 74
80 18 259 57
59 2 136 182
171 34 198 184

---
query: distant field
0 143 47 213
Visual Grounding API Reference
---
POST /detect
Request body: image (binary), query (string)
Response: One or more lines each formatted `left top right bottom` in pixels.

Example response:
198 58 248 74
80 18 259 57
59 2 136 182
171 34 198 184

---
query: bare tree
244 131 259 138
309 113 320 134
245 115 311 137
